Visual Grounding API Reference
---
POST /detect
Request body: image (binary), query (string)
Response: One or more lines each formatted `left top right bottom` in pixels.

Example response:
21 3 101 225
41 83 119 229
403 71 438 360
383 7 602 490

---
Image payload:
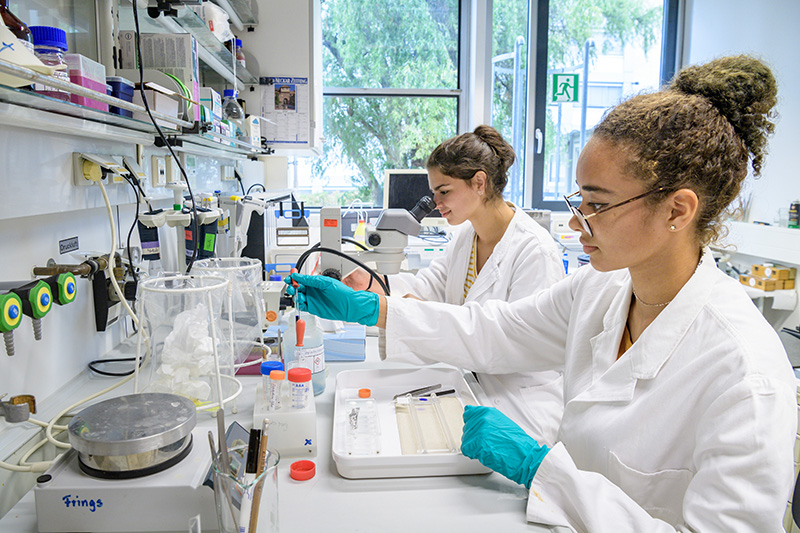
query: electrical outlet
220 165 236 181
151 156 167 188
110 156 127 184
165 155 181 185
72 153 126 186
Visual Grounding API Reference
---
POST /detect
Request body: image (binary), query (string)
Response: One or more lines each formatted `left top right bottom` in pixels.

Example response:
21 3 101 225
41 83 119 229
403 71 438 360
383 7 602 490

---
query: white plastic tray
332 367 491 479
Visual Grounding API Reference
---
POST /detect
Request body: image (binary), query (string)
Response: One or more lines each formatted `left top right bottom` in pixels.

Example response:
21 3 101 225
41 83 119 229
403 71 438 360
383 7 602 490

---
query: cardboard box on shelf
199 87 222 121
739 274 777 292
132 89 180 128
752 264 797 280
118 32 200 122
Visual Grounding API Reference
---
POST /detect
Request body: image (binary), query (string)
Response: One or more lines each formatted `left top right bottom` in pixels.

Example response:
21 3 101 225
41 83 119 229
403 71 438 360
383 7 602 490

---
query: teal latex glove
285 273 380 326
461 405 549 489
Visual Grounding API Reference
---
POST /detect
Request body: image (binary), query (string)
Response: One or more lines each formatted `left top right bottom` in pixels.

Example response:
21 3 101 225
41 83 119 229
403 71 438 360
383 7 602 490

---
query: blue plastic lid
223 89 237 98
106 76 135 89
269 274 282 282
260 360 284 376
30 26 68 51
235 38 242 47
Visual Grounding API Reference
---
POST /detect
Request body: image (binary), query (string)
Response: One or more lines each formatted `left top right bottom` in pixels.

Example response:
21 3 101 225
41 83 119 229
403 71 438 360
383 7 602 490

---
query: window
491 0 531 207
528 0 677 210
294 0 462 208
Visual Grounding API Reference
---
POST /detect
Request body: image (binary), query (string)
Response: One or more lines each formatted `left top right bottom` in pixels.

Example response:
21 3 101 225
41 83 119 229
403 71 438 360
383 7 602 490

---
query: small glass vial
288 367 312 409
29 26 70 101
260 360 284 404
268 370 285 411
234 38 246 68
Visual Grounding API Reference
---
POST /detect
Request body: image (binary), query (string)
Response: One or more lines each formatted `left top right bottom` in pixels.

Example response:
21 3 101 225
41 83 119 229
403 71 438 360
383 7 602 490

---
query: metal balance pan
68 393 196 479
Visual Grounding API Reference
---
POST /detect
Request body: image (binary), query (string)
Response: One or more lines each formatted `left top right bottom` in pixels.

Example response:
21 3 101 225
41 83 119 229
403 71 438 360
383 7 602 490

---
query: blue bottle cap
29 26 68 51
269 274 282 281
235 38 243 48
260 360 284 376
223 89 236 98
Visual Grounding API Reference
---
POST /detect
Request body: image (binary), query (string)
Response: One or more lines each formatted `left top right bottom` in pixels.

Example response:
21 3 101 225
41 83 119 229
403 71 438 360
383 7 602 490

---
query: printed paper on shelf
0 25 58 87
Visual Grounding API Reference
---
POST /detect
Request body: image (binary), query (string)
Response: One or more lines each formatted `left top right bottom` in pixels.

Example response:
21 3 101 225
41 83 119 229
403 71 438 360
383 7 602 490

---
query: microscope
316 195 436 279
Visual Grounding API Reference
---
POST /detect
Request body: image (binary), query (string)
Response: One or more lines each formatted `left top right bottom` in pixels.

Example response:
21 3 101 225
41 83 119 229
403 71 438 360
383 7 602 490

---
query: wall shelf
119 7 259 89
722 221 800 267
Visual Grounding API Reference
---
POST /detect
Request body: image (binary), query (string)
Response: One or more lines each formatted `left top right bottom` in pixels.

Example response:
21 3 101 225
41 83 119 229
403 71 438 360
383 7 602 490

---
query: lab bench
0 336 561 533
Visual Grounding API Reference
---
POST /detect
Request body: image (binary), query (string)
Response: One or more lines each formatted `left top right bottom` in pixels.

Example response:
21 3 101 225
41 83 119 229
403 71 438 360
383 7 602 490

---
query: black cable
247 183 265 194
294 245 391 295
133 4 199 273
123 174 141 288
235 172 246 195
87 357 142 377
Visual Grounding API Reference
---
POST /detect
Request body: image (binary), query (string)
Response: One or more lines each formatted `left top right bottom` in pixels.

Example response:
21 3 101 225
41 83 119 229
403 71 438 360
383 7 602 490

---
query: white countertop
0 336 560 533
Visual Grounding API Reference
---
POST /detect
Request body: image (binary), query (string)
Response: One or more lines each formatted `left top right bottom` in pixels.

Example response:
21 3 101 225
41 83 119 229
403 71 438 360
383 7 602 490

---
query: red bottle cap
288 367 312 383
290 460 316 481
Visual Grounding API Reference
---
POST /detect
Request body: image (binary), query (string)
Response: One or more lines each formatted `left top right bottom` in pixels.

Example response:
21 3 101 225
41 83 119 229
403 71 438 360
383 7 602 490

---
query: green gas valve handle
0 293 23 356
44 272 77 305
11 280 52 341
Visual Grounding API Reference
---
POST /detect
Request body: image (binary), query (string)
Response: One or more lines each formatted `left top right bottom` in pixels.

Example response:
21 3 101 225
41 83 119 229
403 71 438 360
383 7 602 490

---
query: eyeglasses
563 186 673 237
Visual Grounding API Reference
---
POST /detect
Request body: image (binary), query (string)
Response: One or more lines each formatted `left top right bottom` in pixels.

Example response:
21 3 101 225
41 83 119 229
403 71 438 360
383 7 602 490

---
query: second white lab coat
383 250 797 531
386 204 566 445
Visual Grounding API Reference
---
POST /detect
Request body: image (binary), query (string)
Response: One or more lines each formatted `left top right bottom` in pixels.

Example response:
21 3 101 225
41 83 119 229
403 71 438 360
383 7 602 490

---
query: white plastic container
331 367 490 479
281 310 326 395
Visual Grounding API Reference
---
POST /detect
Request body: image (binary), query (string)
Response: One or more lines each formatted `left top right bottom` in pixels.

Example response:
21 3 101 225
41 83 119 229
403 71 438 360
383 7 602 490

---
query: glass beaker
193 257 267 370
213 446 280 533
135 275 242 413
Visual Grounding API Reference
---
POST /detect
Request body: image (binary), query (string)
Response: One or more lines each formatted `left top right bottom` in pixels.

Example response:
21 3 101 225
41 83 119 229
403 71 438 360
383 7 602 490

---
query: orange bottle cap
358 388 371 398
270 370 285 380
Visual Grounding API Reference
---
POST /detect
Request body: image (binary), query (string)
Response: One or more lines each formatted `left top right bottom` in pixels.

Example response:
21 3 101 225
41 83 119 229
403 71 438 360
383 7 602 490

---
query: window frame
317 1 468 209
527 0 681 211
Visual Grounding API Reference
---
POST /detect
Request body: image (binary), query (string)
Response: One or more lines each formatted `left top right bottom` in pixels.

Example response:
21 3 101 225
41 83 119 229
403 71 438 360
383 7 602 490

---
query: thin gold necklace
631 287 670 308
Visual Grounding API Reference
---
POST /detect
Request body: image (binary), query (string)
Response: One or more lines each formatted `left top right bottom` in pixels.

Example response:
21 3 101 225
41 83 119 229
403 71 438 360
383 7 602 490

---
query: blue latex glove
285 273 380 326
461 405 549 489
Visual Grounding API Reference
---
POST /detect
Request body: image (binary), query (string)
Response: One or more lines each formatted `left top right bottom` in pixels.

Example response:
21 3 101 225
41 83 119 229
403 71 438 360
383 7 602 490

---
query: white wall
683 0 800 225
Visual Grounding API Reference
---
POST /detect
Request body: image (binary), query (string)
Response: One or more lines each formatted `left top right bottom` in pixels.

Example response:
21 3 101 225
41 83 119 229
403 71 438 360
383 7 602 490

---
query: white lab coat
386 204 566 445
384 250 797 531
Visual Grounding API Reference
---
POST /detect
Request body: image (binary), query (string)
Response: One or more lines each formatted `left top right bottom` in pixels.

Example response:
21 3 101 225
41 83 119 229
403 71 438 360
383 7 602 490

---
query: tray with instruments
331 367 490 479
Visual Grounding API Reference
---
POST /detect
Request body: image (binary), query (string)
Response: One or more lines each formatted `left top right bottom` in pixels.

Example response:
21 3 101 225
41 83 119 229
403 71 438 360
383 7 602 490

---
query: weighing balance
34 393 219 533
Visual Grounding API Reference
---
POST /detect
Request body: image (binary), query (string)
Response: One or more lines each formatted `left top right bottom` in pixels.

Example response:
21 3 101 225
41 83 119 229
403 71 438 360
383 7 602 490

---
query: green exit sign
552 74 579 103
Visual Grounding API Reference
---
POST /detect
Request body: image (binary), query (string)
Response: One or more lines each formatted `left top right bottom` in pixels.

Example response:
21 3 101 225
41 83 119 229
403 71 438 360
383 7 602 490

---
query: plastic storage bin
106 76 135 117
64 53 107 112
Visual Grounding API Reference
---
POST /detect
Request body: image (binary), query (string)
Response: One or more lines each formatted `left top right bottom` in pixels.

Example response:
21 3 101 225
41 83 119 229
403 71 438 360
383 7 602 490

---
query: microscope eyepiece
409 195 435 222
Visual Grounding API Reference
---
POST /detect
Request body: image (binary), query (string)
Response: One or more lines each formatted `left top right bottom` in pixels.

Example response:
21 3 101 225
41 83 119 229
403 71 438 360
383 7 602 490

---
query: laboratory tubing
288 367 311 409
1 0 33 53
269 370 284 411
260 360 283 403
29 26 70 101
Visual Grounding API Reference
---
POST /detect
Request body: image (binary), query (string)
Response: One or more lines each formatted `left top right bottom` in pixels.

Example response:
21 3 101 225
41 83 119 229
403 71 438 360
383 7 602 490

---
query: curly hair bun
473 124 516 173
670 55 777 174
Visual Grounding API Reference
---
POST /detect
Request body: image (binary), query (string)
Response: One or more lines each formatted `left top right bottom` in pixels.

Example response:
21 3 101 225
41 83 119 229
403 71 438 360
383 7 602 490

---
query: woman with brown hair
343 125 566 445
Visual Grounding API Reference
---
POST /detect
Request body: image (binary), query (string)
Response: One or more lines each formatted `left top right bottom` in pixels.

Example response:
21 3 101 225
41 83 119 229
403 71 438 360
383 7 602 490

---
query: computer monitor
382 169 447 227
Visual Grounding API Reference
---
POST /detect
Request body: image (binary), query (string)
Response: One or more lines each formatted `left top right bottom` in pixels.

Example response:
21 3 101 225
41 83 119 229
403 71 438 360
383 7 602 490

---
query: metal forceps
393 383 442 400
